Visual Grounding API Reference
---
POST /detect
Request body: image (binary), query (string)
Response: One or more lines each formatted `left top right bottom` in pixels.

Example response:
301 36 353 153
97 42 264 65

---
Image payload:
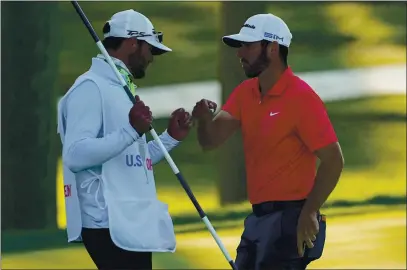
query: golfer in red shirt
192 13 344 269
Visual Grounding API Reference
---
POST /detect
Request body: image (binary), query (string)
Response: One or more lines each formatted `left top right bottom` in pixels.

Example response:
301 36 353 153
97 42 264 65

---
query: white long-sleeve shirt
62 79 180 228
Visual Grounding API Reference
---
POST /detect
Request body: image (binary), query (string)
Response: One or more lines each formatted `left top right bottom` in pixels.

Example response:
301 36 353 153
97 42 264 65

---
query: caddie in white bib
57 9 193 269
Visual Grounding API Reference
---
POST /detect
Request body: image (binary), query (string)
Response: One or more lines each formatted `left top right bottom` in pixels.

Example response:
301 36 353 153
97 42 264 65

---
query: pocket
277 207 302 259
280 207 302 236
305 214 326 260
107 198 176 252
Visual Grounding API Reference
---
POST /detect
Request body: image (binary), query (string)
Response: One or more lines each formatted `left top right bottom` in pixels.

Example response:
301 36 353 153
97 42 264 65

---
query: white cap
103 9 172 55
222 13 292 48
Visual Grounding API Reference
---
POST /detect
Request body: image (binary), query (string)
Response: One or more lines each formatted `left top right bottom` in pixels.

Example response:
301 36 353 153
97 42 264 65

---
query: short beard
128 50 146 79
243 47 270 78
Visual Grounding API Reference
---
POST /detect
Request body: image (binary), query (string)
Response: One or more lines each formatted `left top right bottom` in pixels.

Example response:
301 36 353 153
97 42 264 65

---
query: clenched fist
129 95 152 135
192 99 217 121
167 108 193 141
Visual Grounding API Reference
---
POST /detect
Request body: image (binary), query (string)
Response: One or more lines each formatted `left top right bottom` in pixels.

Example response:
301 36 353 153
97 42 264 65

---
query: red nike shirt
222 67 338 204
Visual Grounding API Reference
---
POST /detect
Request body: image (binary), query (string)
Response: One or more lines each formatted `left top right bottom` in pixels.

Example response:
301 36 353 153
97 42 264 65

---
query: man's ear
270 41 280 55
131 39 139 49
123 38 138 51
265 41 278 58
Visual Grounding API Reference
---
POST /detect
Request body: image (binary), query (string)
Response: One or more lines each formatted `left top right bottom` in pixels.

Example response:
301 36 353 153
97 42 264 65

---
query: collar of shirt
95 54 138 93
96 54 131 75
253 66 294 97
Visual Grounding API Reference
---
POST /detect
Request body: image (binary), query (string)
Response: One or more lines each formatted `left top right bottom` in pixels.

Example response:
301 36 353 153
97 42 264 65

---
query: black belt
252 199 306 217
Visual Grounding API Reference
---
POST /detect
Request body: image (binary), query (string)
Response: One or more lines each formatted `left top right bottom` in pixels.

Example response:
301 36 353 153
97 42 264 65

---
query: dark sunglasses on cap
154 30 163 43
127 29 163 43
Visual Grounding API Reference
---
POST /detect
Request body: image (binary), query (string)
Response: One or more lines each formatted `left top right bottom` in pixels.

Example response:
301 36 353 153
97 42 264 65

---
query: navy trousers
235 200 326 270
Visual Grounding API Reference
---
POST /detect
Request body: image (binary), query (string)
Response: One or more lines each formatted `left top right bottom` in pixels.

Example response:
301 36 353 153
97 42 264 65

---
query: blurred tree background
55 1 406 90
1 1 61 230
217 1 267 205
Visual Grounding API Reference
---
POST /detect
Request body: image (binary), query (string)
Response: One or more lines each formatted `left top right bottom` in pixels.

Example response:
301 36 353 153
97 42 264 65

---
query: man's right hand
129 95 153 134
192 99 217 122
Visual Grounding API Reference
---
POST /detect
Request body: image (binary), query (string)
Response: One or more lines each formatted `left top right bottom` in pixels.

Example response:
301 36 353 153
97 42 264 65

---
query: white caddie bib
57 59 176 252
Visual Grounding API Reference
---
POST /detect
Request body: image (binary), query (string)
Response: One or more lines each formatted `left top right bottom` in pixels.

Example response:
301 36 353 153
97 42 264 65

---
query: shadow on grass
370 2 407 45
331 113 406 122
328 111 405 171
171 195 407 228
175 198 407 234
2 195 405 255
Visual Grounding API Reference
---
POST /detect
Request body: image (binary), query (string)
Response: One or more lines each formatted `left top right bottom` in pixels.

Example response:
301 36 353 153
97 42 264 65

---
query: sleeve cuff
310 138 338 152
160 129 180 145
221 105 240 121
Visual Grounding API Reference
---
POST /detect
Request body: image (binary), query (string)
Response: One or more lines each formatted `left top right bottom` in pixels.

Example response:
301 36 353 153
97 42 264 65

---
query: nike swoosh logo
270 112 280 116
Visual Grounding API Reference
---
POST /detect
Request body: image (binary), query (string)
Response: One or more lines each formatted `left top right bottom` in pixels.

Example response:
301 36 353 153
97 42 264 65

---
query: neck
258 64 287 95
107 49 129 67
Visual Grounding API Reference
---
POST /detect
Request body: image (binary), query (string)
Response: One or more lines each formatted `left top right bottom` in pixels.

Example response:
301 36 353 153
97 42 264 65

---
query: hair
260 40 288 66
278 44 288 66
101 22 143 51
101 22 126 51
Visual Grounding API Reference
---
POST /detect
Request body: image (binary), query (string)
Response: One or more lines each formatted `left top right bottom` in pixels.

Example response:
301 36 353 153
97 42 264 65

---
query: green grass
56 2 406 91
174 208 406 269
3 207 405 269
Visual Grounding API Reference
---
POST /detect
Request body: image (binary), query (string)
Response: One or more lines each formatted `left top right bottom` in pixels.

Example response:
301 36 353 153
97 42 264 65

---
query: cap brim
222 33 262 48
144 38 172 55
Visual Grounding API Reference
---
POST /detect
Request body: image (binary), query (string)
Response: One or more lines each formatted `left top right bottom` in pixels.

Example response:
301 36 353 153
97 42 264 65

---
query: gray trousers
235 201 326 270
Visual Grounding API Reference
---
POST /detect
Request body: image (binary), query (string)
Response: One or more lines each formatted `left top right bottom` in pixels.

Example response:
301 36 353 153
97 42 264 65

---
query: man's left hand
296 210 319 257
167 108 193 141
